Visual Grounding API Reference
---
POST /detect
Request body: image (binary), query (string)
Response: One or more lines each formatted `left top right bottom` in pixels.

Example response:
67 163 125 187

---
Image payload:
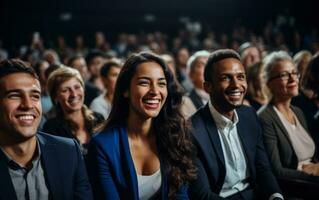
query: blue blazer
0 132 93 200
188 105 282 200
87 125 188 200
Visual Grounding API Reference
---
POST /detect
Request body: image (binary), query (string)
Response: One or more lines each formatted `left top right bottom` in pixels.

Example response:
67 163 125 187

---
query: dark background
1 0 317 49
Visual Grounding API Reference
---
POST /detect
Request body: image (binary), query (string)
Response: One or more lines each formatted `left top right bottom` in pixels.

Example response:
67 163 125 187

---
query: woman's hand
301 163 319 176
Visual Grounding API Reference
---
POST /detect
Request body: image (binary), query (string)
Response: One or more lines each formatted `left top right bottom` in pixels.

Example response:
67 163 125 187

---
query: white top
273 106 315 170
90 93 112 120
137 169 161 200
208 101 249 197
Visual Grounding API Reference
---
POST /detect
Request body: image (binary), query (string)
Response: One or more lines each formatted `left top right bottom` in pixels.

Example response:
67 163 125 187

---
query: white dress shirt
208 101 250 197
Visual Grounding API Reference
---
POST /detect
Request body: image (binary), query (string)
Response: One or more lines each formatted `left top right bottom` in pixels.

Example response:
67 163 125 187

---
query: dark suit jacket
258 104 319 182
42 112 104 141
0 132 93 200
189 105 281 200
87 125 189 200
189 89 204 109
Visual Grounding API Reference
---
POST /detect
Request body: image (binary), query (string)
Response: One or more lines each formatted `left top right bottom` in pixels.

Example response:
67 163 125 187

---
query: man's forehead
0 73 41 92
214 58 244 73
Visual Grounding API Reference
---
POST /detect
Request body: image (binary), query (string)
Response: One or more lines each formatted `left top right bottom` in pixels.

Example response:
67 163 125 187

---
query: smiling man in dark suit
0 59 93 200
189 49 283 200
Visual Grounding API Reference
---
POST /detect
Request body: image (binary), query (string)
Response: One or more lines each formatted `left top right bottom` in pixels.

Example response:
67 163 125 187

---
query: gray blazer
258 104 319 182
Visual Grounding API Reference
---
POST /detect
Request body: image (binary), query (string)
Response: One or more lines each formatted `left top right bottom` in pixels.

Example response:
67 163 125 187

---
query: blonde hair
47 66 97 133
293 50 312 66
47 66 84 106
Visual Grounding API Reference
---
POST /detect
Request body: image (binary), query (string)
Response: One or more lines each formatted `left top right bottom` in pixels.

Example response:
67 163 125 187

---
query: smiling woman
258 51 319 198
42 67 104 158
87 52 196 200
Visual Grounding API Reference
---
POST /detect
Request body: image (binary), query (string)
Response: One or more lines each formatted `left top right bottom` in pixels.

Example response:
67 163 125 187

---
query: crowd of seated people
0 20 319 200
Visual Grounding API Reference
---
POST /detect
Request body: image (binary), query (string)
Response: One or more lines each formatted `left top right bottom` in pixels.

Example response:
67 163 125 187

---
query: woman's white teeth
69 99 80 104
19 115 34 120
144 99 160 104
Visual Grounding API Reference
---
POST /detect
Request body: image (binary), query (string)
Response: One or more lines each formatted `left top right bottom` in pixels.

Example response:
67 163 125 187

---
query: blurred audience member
43 49 60 65
239 42 261 69
161 54 176 76
175 47 192 92
56 35 73 61
42 64 62 119
303 54 319 145
34 60 52 114
246 61 269 110
113 33 128 57
90 60 122 119
68 55 101 106
292 54 319 147
86 50 105 90
0 40 8 62
293 50 312 87
181 50 210 118
94 31 110 54
74 35 89 57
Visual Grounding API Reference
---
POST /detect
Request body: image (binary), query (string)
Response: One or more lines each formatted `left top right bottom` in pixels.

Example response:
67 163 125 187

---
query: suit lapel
202 105 225 166
38 134 63 200
0 151 17 200
120 127 139 200
268 106 294 148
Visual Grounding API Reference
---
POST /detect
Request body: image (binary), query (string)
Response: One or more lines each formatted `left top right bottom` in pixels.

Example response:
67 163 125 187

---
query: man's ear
203 81 212 94
123 90 129 98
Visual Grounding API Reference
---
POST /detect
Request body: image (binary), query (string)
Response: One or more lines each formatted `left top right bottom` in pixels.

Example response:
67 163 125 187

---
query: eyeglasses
269 71 300 81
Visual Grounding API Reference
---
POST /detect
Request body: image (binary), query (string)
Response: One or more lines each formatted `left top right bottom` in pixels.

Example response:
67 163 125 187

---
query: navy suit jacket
189 105 281 200
87 125 188 200
0 132 93 200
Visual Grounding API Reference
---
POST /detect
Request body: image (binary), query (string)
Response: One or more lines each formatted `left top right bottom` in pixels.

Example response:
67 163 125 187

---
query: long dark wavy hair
103 51 196 198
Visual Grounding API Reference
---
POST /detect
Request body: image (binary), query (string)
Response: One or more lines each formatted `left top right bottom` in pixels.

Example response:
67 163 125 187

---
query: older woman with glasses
258 51 319 193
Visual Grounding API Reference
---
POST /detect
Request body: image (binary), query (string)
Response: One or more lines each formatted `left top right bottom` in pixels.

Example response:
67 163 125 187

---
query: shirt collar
0 137 41 169
208 100 239 129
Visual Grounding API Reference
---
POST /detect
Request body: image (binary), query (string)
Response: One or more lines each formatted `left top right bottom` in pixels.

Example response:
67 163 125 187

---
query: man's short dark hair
45 63 62 79
68 55 84 67
86 50 105 66
0 59 39 80
100 60 122 78
204 49 241 82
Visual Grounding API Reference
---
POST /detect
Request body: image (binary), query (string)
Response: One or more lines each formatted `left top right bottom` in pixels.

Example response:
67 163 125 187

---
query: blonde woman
43 67 104 157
